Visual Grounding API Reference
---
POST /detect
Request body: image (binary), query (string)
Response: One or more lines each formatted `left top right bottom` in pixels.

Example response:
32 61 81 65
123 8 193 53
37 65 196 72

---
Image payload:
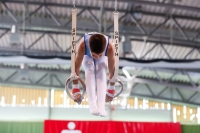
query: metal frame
0 0 199 59
1 0 200 14
0 63 200 105
121 67 200 106
130 41 200 59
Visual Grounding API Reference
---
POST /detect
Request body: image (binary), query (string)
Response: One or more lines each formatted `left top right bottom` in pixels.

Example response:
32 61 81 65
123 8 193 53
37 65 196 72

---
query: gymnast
72 32 115 117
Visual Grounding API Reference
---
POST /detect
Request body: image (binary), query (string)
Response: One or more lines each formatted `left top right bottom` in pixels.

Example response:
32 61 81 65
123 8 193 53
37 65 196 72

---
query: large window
0 86 48 107
172 104 198 123
0 85 200 123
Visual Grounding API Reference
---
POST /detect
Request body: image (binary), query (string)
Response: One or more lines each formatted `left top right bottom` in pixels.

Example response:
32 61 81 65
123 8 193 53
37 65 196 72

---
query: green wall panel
181 125 200 133
0 121 43 133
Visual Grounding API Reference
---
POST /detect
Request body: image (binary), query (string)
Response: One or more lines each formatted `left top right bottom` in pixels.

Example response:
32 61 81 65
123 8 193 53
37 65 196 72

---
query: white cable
70 8 77 78
114 0 119 82
111 11 119 82
73 0 75 7
115 0 117 11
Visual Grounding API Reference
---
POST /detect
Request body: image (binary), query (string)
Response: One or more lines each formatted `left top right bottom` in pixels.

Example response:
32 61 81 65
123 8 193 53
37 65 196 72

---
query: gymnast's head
89 34 106 59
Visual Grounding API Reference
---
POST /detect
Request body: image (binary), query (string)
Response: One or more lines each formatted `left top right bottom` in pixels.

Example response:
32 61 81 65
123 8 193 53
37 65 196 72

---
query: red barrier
44 120 181 133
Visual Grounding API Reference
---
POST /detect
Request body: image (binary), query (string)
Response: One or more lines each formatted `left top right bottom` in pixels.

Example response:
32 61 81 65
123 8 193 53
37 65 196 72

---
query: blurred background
0 0 200 133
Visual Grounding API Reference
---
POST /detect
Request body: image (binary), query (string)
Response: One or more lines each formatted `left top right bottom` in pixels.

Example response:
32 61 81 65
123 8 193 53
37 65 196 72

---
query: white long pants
82 55 108 117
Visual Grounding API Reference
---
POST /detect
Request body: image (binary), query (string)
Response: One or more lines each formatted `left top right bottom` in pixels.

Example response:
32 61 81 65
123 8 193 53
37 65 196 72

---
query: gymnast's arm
106 43 115 86
73 38 85 84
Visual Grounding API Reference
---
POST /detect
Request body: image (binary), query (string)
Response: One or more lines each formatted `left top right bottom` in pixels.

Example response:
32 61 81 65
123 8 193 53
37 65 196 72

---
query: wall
0 107 49 121
1 121 200 133
181 125 200 133
0 121 43 133
0 106 172 122
112 109 172 122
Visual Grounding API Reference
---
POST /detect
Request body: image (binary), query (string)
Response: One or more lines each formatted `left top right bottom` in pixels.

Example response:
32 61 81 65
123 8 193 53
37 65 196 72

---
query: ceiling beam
1 0 200 21
131 93 200 106
0 47 70 57
0 23 199 49
134 78 200 92
108 0 200 12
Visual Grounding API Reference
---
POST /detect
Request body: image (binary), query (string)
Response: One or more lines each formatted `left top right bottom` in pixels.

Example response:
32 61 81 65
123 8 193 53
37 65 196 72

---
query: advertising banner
44 120 181 133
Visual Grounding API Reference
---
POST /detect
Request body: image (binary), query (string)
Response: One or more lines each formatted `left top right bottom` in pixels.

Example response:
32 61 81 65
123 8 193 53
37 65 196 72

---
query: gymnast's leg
95 56 108 117
82 55 99 116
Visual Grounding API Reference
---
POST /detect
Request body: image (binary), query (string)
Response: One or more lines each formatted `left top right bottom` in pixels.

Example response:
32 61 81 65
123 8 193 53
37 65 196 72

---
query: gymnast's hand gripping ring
107 78 123 98
65 76 86 105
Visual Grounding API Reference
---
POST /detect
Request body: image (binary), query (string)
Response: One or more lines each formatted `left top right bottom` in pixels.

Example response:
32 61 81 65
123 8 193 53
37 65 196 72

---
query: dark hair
89 34 106 54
